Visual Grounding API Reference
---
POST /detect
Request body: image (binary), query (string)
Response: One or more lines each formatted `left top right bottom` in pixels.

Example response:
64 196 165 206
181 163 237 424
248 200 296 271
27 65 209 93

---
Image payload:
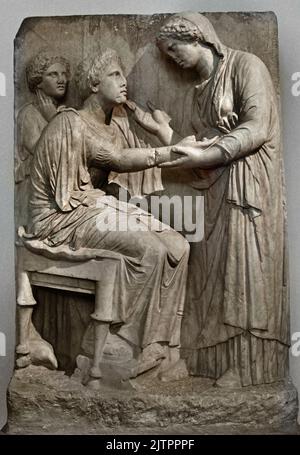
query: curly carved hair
26 52 70 92
156 17 203 47
74 49 122 101
156 13 225 58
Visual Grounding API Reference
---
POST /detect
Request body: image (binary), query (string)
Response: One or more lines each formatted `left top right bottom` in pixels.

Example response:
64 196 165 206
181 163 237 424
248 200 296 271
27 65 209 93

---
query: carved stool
16 234 119 383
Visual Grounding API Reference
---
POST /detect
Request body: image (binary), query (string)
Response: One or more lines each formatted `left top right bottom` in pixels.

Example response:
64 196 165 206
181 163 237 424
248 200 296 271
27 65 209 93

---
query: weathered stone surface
12 11 298 433
8 366 299 434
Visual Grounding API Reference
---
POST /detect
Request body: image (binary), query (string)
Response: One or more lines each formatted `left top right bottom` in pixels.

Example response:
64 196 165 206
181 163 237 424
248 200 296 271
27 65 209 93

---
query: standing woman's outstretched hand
158 136 220 169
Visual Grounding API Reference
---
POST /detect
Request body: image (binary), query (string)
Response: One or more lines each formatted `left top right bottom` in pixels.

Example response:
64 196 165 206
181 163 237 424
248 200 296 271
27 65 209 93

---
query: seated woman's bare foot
76 355 104 387
215 367 242 388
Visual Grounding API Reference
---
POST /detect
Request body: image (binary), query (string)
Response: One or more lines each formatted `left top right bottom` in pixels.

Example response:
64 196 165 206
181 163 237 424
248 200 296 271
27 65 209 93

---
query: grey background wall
1 0 300 429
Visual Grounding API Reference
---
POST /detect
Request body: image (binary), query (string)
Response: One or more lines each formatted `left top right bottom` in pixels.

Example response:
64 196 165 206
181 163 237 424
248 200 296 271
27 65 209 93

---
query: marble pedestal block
7 365 299 435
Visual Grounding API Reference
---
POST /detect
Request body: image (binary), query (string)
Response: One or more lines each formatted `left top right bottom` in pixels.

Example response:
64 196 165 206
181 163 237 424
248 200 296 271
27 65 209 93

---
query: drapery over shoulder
15 103 47 183
30 109 98 214
49 110 93 211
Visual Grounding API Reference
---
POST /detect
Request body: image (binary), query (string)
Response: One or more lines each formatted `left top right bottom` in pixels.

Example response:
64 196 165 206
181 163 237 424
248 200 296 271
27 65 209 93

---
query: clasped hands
156 135 220 169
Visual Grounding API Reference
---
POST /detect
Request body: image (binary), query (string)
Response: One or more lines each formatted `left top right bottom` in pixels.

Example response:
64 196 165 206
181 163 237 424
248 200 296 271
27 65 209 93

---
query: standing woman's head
156 12 225 73
26 51 70 99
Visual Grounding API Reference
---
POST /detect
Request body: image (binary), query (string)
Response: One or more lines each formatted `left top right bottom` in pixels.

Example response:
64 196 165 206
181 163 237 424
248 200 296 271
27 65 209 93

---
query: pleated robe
179 46 289 385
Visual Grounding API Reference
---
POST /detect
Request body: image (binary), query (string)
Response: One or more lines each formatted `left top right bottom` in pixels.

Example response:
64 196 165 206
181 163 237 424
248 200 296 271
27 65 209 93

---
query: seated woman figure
20 49 191 382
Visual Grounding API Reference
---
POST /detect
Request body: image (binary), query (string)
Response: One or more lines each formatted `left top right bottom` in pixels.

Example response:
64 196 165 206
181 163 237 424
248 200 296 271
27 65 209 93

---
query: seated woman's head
26 51 70 99
75 49 127 108
156 13 224 71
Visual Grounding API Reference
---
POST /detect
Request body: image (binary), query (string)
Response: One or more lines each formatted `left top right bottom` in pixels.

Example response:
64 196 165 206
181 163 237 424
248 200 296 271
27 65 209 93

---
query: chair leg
16 261 36 356
16 306 33 355
89 321 110 379
88 267 116 384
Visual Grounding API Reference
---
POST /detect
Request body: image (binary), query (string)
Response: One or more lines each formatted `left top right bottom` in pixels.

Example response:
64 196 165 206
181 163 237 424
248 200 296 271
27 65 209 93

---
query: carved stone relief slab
10 11 298 434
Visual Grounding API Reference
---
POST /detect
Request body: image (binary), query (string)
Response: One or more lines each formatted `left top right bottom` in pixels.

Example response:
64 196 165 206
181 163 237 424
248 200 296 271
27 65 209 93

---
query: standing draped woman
151 12 289 386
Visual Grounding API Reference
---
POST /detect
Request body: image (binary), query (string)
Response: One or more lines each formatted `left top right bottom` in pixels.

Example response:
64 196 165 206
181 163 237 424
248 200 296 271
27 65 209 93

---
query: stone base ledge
7 365 299 434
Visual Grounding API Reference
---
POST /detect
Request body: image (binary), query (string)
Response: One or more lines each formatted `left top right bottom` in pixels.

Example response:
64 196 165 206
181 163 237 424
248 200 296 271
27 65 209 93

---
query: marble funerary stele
12 12 293 418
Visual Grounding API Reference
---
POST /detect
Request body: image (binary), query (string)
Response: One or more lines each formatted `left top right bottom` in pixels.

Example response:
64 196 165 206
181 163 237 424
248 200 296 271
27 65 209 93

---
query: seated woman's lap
73 208 189 262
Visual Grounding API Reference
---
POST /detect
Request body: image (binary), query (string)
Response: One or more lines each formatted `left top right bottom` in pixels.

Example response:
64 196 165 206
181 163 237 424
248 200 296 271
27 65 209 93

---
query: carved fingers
157 135 220 169
147 101 172 125
125 99 172 135
124 99 137 112
159 144 204 169
36 88 58 121
198 136 220 147
125 100 160 133
217 112 238 133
